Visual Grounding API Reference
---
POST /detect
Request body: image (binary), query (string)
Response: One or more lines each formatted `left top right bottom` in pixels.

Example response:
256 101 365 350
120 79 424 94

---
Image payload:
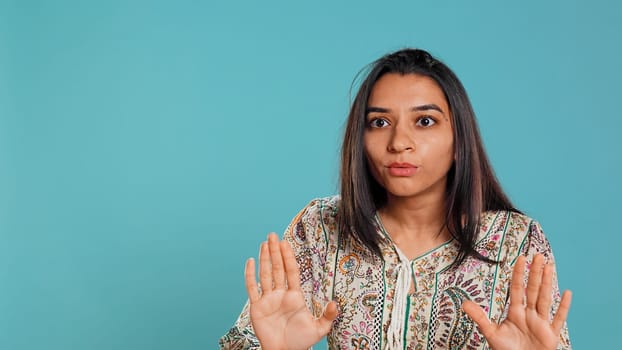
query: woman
219 49 572 350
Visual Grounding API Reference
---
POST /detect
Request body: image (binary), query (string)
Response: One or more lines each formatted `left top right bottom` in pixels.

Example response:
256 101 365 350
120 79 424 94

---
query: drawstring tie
386 248 412 350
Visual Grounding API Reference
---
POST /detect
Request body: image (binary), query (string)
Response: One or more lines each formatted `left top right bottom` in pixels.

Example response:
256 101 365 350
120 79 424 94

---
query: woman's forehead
367 73 449 113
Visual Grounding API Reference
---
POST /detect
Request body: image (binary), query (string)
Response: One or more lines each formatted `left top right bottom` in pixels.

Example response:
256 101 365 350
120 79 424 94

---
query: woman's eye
369 118 390 128
416 116 436 127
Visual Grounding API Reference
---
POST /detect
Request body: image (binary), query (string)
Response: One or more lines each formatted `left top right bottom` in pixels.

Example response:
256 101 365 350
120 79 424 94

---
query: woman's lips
387 162 418 176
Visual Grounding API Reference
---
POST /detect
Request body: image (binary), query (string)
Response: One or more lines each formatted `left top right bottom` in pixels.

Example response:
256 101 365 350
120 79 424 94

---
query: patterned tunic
219 196 571 349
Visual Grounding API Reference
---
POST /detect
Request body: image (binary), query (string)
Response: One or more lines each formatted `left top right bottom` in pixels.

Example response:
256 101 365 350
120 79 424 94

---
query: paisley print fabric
219 196 571 349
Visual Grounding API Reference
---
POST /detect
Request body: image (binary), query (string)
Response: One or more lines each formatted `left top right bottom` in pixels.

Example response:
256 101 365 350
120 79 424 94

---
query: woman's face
363 73 454 203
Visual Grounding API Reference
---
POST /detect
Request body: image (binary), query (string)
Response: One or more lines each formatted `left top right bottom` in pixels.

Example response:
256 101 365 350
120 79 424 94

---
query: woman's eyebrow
366 104 444 114
411 104 444 113
366 106 389 114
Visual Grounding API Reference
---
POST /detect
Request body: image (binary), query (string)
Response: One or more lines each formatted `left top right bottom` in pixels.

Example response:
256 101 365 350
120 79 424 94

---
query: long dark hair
339 48 518 266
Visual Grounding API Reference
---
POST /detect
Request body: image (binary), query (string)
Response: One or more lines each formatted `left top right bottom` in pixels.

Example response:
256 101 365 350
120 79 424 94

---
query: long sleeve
218 301 261 350
218 199 332 349
500 220 572 350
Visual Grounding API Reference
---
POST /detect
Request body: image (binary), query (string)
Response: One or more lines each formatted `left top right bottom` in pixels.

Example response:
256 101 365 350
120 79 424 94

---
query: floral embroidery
219 196 571 349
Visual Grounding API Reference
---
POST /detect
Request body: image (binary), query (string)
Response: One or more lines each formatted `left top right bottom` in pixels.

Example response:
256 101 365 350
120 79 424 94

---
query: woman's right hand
245 233 338 350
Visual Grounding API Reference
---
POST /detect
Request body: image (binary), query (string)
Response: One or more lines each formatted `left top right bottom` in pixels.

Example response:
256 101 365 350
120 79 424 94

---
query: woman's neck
378 194 451 260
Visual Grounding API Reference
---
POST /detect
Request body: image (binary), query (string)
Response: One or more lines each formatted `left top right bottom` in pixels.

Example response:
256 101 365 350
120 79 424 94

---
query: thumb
462 300 496 339
315 301 338 336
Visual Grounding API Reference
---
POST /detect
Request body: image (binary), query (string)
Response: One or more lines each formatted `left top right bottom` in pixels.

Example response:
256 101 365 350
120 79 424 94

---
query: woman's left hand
462 254 572 350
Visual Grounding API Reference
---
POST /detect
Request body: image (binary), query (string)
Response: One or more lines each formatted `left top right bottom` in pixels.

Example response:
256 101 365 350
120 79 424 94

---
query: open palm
245 233 338 350
463 254 572 350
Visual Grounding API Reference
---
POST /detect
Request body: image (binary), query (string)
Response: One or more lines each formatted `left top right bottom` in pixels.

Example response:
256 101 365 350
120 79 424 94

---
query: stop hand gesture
245 235 571 350
244 233 338 350
462 254 572 350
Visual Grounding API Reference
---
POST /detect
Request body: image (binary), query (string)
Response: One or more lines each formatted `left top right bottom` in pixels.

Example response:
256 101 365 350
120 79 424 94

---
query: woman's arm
463 220 572 350
218 199 336 350
219 301 261 350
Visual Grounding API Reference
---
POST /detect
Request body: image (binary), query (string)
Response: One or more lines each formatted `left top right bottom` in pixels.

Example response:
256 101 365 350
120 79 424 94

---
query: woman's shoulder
477 210 545 260
295 195 340 222
284 195 341 241
480 209 540 235
304 195 341 214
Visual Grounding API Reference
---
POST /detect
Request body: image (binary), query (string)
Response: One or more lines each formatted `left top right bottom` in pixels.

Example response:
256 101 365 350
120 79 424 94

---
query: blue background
1 0 620 349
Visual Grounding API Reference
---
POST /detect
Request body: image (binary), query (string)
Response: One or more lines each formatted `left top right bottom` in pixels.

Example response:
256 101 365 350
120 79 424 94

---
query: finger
281 240 302 291
508 255 526 319
536 262 554 318
245 258 261 303
526 254 545 309
258 241 273 294
315 301 339 336
462 300 497 339
552 290 572 334
268 233 286 289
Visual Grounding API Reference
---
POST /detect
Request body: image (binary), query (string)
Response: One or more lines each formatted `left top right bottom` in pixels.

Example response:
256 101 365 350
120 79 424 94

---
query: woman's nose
387 125 415 152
